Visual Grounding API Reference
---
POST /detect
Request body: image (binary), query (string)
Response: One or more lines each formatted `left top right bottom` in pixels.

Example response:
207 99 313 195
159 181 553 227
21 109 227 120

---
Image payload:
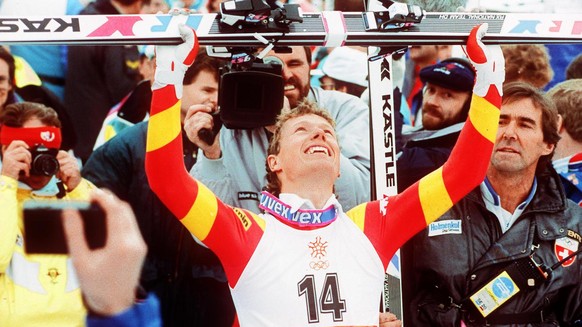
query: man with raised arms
145 23 504 326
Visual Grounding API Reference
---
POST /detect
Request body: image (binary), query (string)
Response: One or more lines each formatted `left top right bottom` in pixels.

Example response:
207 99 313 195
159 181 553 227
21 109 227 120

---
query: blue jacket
87 294 161 327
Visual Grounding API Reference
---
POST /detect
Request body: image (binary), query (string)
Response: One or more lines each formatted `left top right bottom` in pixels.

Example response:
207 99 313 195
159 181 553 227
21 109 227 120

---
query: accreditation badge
469 256 548 317
469 271 520 317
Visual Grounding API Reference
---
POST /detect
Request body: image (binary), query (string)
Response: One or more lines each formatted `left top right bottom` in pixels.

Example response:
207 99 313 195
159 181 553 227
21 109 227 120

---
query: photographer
0 102 95 326
187 45 370 213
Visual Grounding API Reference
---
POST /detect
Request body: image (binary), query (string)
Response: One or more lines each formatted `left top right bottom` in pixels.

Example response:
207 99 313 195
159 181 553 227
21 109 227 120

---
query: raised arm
403 23 504 221
145 24 201 227
352 24 505 264
144 25 264 285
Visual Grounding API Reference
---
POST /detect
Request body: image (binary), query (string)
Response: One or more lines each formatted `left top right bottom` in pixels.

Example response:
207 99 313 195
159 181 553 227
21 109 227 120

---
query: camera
23 200 107 254
198 51 285 144
198 110 223 146
218 53 284 128
30 144 60 176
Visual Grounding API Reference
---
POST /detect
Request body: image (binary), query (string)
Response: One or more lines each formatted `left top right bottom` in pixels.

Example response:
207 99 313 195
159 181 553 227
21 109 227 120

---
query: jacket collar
18 176 61 197
480 177 537 232
467 166 571 240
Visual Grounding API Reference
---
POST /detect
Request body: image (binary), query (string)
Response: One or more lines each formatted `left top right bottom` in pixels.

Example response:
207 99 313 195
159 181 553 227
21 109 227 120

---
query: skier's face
267 47 311 109
267 113 340 189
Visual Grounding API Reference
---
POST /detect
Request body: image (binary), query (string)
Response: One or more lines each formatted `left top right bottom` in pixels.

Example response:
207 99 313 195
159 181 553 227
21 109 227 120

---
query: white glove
153 24 199 99
463 23 505 102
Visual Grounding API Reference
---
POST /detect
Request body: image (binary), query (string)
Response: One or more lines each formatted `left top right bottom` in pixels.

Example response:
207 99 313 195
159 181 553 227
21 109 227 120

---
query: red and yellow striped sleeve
145 84 265 286
350 81 501 269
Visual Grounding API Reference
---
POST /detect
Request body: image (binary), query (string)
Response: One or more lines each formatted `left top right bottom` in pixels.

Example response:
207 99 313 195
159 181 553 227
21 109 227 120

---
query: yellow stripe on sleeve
419 167 453 225
146 101 182 152
469 95 500 143
181 182 218 241
346 203 367 231
251 214 266 231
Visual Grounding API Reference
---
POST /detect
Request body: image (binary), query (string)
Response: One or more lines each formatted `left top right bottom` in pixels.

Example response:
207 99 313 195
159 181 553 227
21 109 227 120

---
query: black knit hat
419 57 475 92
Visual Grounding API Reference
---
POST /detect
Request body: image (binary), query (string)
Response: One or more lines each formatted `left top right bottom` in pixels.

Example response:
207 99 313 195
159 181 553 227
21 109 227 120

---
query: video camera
199 49 285 145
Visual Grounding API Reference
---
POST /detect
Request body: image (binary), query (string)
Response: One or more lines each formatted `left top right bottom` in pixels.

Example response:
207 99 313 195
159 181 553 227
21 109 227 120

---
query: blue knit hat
420 57 475 92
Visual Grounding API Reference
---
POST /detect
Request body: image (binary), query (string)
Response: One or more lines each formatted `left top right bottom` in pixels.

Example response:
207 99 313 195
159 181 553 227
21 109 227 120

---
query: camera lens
32 154 60 176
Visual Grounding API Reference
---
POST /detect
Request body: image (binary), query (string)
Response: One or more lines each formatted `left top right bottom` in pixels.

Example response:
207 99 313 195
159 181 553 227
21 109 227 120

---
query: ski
0 11 580 46
367 49 404 318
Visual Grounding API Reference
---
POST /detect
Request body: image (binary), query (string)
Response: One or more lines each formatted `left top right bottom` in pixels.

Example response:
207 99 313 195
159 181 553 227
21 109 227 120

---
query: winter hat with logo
419 57 475 92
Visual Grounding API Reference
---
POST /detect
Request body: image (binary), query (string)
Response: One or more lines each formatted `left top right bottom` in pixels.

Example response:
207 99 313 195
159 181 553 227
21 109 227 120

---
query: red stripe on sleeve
146 134 198 219
149 85 179 116
363 190 426 269
441 120 493 203
202 207 265 286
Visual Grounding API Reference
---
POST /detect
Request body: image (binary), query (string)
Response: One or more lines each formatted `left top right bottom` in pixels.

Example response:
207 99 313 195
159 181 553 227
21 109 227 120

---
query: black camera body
198 110 223 146
198 52 285 145
23 200 106 254
218 54 284 129
30 145 60 176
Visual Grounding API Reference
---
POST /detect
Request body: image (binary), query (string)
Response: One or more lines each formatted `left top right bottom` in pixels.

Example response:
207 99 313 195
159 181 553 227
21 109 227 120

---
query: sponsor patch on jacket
238 191 259 201
554 236 579 267
428 219 462 237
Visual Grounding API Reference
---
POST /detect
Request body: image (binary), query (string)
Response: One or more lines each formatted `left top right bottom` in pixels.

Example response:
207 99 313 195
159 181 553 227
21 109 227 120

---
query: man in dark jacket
65 0 143 163
396 57 475 192
82 49 236 327
408 82 582 326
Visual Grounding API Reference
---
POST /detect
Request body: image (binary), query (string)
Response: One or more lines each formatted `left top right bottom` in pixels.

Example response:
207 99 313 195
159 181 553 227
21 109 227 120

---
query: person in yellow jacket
0 102 95 326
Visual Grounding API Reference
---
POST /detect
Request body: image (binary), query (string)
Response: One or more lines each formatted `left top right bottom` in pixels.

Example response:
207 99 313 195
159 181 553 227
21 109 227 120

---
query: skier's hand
464 23 505 107
153 23 199 98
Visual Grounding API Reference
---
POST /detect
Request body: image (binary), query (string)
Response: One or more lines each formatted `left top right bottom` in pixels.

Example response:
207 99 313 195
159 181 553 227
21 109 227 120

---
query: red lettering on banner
549 21 561 32
88 16 142 37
